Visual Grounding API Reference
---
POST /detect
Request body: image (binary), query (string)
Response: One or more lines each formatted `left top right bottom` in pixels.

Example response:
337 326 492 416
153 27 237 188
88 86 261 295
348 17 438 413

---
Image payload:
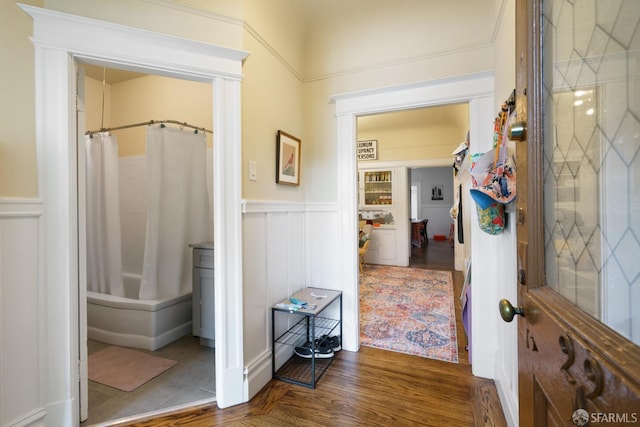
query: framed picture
431 184 444 200
276 130 301 185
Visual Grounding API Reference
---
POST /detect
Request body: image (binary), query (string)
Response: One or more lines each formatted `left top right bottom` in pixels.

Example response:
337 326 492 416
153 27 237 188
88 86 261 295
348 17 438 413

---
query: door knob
499 299 525 322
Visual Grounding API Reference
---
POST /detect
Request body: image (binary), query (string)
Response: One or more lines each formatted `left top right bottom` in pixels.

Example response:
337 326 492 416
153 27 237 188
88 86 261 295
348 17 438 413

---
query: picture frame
431 184 444 200
276 130 301 185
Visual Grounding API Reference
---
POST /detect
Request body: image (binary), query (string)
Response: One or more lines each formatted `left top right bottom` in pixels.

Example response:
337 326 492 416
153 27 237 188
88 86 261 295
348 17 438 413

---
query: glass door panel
542 0 640 344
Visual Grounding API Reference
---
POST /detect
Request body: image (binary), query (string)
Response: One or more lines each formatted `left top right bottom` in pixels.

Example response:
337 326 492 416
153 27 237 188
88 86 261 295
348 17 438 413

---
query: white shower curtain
139 125 211 300
85 133 125 297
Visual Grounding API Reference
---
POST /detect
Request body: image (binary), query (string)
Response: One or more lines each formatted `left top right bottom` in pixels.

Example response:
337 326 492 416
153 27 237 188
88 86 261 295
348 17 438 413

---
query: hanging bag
469 106 516 235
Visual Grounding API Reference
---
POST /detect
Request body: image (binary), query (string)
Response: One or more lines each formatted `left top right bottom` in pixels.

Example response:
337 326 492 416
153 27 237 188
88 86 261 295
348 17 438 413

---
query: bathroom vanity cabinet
190 243 215 348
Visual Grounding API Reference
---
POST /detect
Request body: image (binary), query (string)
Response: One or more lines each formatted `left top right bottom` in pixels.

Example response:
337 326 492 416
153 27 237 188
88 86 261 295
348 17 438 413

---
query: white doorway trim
332 72 499 379
21 5 248 425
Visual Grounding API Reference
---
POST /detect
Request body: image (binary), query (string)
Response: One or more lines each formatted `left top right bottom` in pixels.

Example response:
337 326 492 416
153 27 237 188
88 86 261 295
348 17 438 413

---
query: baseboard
471 342 496 379
6 407 46 427
244 349 273 400
494 365 519 427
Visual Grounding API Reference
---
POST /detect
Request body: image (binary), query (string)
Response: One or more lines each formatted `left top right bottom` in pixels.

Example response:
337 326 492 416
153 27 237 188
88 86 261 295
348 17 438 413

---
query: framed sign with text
357 140 378 160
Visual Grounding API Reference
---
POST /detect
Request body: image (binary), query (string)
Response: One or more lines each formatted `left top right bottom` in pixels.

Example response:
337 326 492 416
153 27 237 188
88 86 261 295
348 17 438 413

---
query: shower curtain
139 125 211 300
85 133 125 297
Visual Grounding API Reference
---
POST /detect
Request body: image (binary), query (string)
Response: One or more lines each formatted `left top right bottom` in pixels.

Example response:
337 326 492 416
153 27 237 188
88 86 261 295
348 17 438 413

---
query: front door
513 0 640 425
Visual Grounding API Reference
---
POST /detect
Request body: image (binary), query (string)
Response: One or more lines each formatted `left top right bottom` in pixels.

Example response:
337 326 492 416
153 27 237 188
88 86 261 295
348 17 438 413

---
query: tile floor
82 335 215 426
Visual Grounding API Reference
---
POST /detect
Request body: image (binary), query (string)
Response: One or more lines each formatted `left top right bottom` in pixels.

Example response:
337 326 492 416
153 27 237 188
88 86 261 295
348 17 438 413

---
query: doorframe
22 5 248 425
332 72 504 375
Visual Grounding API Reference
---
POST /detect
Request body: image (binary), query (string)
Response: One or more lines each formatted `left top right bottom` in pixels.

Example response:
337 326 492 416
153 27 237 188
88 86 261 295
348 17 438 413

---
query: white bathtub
87 273 193 350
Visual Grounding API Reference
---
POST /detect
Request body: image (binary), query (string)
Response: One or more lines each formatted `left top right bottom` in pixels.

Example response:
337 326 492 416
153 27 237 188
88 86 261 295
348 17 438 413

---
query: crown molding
42 0 501 85
304 41 494 84
141 0 244 26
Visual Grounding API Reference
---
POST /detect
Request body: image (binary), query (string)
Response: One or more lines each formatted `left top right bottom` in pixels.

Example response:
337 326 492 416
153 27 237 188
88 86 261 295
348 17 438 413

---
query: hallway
409 238 455 271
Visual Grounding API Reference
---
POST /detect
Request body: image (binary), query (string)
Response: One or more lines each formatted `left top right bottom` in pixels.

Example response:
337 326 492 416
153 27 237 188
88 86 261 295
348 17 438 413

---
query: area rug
88 346 177 392
360 265 459 363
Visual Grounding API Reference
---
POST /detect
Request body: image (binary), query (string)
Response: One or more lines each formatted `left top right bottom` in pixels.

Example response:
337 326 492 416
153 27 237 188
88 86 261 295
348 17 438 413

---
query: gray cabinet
192 246 215 348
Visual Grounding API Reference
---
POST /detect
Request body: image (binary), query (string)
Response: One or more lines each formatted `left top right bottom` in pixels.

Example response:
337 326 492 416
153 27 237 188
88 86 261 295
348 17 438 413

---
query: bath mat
88 346 177 392
360 265 458 363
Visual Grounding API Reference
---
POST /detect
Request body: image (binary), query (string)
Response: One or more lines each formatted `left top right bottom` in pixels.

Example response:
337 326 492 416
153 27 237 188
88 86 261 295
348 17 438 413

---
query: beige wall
44 0 244 48
2 0 505 202
493 0 516 112
241 1 305 201
111 75 212 157
85 74 212 157
358 123 466 162
301 0 495 79
85 74 113 134
357 104 470 162
301 0 497 202
0 0 42 197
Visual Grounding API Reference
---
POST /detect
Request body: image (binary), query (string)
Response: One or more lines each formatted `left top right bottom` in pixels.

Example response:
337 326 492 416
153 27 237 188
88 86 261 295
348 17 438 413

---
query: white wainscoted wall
0 198 45 427
242 199 340 397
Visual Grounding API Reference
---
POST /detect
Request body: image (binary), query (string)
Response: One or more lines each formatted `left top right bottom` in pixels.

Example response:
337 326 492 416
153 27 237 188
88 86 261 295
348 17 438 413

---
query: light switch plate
249 160 257 181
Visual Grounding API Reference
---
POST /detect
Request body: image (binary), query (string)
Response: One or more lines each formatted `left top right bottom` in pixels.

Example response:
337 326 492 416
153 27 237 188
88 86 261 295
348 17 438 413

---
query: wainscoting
241 199 340 398
0 198 45 426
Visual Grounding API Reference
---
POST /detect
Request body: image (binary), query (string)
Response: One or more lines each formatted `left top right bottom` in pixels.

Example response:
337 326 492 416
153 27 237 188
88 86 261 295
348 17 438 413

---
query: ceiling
81 63 146 84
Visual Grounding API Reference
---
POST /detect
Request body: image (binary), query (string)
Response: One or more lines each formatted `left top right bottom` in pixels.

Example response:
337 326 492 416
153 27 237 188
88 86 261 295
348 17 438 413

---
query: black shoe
294 341 334 359
316 335 341 352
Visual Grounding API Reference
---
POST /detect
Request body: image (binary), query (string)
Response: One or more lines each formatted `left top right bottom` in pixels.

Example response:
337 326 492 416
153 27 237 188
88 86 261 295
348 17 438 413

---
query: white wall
0 199 45 426
490 1 518 426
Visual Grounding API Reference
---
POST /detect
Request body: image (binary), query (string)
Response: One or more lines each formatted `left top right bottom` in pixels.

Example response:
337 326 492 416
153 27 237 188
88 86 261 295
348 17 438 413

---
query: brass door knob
509 121 527 141
499 299 525 322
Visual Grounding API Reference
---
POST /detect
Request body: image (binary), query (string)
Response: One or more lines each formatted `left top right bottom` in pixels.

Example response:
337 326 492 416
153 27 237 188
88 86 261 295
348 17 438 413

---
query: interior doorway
354 105 466 364
78 63 216 425
333 72 495 361
23 6 248 425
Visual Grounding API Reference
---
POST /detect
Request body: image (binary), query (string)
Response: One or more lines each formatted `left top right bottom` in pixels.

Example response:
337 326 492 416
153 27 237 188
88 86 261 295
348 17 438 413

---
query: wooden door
512 1 640 425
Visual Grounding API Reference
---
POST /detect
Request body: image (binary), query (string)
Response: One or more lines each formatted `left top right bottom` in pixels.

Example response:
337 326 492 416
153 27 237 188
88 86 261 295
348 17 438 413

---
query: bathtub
87 273 193 350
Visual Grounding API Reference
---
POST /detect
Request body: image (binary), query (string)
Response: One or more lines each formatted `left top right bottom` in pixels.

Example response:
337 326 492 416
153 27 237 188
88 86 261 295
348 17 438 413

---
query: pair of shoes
294 340 334 359
316 334 341 352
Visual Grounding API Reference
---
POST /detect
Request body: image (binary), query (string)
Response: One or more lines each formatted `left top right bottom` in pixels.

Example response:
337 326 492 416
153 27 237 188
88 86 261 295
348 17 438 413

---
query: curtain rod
85 119 212 136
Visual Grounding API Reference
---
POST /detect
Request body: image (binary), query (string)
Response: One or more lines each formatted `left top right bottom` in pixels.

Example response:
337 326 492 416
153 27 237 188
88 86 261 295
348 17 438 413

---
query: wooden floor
113 241 506 426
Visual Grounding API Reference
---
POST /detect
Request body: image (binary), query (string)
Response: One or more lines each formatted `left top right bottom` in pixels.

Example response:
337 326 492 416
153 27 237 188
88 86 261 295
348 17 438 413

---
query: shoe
316 335 341 352
294 341 334 359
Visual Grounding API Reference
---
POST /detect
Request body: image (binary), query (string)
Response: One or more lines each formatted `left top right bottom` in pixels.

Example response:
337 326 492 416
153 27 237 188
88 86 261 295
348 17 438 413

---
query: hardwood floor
112 241 506 426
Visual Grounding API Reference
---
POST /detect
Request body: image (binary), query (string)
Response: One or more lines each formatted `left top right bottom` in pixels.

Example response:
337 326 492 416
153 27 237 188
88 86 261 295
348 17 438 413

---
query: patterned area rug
360 265 458 363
